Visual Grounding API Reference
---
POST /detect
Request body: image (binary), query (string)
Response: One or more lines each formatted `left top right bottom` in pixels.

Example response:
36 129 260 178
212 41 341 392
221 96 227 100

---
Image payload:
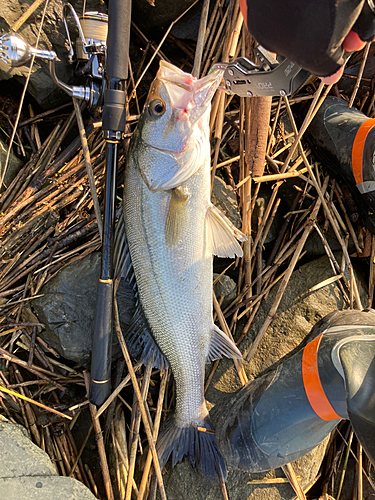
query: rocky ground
0 1 375 500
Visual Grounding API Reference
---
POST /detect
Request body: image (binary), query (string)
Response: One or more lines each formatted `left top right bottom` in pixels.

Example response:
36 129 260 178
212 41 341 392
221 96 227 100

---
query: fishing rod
90 0 132 406
0 0 131 406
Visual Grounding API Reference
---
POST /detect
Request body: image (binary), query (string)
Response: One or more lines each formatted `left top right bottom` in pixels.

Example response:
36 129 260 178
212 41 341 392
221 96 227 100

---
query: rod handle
106 0 132 81
89 280 114 406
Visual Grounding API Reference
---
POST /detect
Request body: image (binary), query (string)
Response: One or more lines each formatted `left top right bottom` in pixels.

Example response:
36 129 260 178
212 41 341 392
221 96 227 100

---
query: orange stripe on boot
351 118 375 185
302 334 341 421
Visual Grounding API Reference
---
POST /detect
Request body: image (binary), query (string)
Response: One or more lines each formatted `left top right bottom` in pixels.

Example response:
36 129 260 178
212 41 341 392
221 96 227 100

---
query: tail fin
156 415 227 483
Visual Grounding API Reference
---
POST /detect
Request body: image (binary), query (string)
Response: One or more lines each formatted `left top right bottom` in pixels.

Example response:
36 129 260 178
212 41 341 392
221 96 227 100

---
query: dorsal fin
114 207 168 369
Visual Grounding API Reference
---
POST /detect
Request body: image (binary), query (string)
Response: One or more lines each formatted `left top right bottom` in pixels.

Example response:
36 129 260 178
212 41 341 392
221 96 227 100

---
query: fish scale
123 61 245 481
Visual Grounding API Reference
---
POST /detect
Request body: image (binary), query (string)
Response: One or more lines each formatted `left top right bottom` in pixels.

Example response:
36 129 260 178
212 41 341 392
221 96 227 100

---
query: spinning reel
0 3 108 112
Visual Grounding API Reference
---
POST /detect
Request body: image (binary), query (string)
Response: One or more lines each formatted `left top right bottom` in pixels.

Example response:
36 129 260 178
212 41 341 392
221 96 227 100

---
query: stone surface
213 273 237 309
0 416 96 500
33 251 136 367
132 0 200 34
251 186 283 246
0 418 56 478
212 176 242 229
0 475 96 500
0 137 24 191
160 253 367 500
0 0 104 108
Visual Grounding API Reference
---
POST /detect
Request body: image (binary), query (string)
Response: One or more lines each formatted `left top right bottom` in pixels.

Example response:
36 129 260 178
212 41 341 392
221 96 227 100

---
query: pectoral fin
165 187 190 249
206 204 246 258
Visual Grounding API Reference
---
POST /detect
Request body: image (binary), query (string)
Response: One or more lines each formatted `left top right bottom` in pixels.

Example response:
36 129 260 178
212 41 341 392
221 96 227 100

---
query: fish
122 61 245 482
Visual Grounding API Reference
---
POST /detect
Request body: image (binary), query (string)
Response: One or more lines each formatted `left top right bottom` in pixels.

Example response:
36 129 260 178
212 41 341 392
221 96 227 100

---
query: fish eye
148 99 166 117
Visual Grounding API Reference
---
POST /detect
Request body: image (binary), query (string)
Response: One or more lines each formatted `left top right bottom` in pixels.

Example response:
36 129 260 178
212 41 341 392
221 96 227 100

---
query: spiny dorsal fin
206 204 246 258
207 325 242 362
114 207 134 284
114 206 168 369
126 305 169 370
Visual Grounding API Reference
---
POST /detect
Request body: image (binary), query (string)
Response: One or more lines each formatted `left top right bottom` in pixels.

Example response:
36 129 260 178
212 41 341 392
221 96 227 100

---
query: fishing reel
0 2 108 112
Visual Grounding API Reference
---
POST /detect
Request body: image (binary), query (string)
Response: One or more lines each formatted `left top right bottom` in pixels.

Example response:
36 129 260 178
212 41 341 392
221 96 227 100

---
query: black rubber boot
306 96 375 234
216 309 375 472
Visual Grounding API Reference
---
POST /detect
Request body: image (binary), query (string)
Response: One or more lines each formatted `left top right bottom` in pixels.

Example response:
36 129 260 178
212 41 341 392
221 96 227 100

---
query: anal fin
207 325 242 362
206 204 246 258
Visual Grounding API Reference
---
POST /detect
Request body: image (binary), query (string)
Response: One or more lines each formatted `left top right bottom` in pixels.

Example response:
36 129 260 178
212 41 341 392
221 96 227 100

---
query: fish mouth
156 61 224 123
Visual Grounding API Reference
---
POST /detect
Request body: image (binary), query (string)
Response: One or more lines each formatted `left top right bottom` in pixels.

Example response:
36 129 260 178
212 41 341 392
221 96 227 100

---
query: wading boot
216 309 375 472
306 96 375 233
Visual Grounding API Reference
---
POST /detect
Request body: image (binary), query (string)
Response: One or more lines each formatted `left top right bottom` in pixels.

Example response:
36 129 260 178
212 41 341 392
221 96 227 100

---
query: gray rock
0 137 24 191
33 251 135 366
251 186 283 246
132 0 200 34
0 476 97 500
213 273 237 310
161 253 367 499
0 417 96 500
0 0 104 108
0 418 56 478
212 176 242 229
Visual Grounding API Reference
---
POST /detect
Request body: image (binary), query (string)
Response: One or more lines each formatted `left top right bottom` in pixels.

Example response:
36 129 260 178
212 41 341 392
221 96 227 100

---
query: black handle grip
106 0 132 80
89 280 114 406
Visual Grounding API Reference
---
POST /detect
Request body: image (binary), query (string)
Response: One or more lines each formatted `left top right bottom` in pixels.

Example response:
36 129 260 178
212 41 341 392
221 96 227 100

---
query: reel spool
63 4 107 72
76 12 108 65
63 3 108 110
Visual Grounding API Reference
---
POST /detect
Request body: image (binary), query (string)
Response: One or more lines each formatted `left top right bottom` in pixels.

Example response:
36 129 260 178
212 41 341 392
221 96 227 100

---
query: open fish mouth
157 61 224 124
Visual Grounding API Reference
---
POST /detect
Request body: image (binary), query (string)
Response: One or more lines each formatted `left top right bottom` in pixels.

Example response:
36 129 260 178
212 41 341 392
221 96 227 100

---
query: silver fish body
123 62 244 480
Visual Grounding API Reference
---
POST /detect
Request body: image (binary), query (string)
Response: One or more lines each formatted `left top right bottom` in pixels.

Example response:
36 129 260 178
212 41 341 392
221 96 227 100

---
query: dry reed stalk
369 235 375 307
267 97 282 155
250 190 277 260
246 167 308 185
348 43 371 108
244 176 329 362
84 371 115 500
282 463 307 500
192 0 210 77
357 443 363 500
125 364 152 500
281 81 329 173
113 298 167 500
113 408 128 497
95 362 142 419
14 371 41 445
137 369 168 500
68 424 93 478
201 3 223 72
213 291 248 385
336 429 354 500
73 98 103 238
334 184 362 255
202 8 230 76
0 383 71 419
304 163 362 309
228 11 243 58
283 101 362 307
247 97 273 179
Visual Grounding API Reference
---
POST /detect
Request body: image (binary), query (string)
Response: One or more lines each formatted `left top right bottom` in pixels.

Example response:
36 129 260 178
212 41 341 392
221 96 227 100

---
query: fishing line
1 0 50 190
133 0 201 93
